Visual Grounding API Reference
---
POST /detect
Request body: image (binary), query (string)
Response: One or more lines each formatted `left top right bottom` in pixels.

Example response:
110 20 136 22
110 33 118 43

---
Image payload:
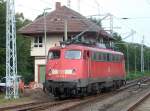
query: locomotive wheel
112 81 117 90
77 87 87 98
97 86 102 94
58 95 66 100
113 81 120 89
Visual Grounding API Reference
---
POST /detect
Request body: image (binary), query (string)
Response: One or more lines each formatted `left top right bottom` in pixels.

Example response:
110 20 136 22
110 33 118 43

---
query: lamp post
148 51 150 72
134 46 138 75
146 43 150 72
64 19 68 41
44 8 51 63
127 44 129 75
141 36 144 73
43 8 51 84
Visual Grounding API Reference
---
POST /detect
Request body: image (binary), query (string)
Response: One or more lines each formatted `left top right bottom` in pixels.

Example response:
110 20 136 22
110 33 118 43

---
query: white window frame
33 36 43 47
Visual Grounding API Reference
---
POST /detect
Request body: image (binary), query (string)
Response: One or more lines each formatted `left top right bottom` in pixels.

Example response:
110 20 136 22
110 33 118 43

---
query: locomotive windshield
65 50 81 59
48 50 60 59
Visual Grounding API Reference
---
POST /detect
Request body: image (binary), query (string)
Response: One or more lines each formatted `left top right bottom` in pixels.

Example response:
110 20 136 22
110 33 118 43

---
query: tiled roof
19 2 112 38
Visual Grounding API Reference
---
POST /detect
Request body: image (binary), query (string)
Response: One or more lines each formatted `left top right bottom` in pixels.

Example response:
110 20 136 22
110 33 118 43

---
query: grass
0 93 32 106
126 71 150 80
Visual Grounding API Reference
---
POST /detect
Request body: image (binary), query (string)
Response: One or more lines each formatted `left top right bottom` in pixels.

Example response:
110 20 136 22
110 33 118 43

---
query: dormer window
34 36 43 47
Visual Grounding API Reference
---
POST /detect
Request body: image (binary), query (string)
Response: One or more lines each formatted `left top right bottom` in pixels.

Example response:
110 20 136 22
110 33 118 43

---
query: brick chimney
56 2 61 10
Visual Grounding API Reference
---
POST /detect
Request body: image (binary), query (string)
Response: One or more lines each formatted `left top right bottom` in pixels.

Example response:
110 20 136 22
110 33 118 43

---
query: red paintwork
46 44 126 81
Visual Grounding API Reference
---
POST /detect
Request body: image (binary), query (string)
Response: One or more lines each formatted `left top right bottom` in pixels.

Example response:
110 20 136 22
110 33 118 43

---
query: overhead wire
113 15 137 33
115 17 150 20
113 16 150 36
112 15 150 44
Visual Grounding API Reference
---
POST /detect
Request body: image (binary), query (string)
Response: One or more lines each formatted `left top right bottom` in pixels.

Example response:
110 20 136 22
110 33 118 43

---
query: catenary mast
5 0 19 99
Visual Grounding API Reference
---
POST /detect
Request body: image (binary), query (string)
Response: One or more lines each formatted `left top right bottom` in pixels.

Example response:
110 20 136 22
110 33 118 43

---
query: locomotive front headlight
64 69 75 74
52 69 59 74
49 69 59 75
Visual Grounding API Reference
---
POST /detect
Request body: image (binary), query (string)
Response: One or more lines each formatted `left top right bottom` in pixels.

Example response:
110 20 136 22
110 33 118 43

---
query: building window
34 36 43 47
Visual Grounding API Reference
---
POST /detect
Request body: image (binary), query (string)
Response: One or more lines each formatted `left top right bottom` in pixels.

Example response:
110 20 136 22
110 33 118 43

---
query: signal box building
19 2 113 83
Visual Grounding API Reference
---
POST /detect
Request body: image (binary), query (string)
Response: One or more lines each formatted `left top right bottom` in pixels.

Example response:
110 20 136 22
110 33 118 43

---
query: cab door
83 50 91 78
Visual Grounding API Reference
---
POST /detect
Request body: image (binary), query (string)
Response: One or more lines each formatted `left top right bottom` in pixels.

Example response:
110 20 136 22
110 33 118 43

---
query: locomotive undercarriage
44 79 126 98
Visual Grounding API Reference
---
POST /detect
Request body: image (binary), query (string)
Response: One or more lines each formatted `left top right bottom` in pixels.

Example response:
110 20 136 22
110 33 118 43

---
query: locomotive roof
49 44 124 55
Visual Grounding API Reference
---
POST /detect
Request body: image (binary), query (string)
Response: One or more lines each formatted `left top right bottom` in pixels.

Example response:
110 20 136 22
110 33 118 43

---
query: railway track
3 93 114 111
127 88 150 111
0 76 150 111
17 99 80 111
58 77 150 111
0 99 76 111
0 100 50 111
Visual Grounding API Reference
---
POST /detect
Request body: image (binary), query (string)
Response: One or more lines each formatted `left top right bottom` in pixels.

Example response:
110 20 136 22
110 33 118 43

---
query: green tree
0 1 34 83
16 13 34 83
0 0 6 78
112 32 150 73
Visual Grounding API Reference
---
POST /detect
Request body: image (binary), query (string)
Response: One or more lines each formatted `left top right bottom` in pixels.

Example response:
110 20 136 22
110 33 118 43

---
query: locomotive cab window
48 50 60 59
65 50 81 59
112 54 121 62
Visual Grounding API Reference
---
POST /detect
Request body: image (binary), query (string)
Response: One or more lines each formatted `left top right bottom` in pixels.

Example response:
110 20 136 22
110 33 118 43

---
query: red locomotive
44 44 126 98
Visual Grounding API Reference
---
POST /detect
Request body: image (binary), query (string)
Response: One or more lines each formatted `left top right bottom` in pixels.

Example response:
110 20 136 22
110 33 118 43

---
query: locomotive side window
112 55 116 61
92 52 95 60
92 52 107 61
107 53 110 61
100 53 105 61
48 50 60 59
117 55 120 61
103 53 107 61
91 51 122 62
109 54 112 61
96 53 99 60
92 52 98 60
99 53 103 61
114 55 118 61
65 50 81 59
112 54 122 62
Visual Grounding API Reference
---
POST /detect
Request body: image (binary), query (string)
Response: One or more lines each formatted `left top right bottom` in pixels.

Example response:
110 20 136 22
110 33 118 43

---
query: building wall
31 35 63 56
32 35 63 82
